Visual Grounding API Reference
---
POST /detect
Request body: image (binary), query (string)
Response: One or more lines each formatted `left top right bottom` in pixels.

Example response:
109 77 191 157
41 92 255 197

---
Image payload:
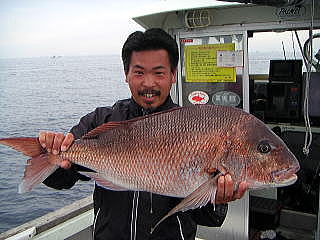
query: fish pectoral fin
80 172 128 191
151 176 218 234
174 176 218 211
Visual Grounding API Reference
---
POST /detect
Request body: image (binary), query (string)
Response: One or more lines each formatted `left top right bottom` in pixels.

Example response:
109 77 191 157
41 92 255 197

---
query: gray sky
0 0 319 58
0 0 157 58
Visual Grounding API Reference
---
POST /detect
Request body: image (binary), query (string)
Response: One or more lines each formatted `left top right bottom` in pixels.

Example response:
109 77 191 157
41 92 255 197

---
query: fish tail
0 137 59 193
19 153 59 193
0 137 44 157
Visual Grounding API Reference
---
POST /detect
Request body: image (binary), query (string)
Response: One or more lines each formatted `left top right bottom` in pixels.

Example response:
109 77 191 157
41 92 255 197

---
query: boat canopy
132 0 319 31
132 0 244 29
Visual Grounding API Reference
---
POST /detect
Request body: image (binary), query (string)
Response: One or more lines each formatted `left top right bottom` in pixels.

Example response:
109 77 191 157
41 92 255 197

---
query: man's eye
155 72 164 75
135 71 144 75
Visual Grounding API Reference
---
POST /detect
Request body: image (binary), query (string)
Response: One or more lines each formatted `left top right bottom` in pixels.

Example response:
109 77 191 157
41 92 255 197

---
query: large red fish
0 104 300 229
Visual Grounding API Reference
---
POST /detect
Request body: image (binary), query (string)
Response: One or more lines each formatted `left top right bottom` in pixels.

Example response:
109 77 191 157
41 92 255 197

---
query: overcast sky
0 0 157 58
0 0 319 58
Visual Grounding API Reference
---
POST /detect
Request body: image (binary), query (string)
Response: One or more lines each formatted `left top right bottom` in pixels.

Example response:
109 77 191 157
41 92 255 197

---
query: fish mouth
273 174 298 187
248 173 298 189
248 165 300 189
271 165 300 187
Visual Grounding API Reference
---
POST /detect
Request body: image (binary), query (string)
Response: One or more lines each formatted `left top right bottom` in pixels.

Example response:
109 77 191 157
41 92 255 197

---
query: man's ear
171 69 177 84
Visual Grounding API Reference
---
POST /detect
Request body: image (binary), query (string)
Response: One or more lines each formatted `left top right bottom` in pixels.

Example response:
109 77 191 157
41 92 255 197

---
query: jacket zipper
93 207 101 239
176 216 185 240
130 191 140 240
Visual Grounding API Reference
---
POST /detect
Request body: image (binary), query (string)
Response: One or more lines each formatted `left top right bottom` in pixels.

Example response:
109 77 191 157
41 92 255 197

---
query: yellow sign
184 43 236 82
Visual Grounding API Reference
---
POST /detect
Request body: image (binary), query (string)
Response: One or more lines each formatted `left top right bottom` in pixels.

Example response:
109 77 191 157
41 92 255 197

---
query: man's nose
142 74 156 87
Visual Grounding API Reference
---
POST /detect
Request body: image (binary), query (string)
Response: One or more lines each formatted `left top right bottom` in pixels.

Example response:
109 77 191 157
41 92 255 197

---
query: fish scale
61 106 250 195
0 104 300 230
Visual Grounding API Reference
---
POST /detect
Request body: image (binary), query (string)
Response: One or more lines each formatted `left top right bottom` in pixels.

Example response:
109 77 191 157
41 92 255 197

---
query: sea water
0 55 130 233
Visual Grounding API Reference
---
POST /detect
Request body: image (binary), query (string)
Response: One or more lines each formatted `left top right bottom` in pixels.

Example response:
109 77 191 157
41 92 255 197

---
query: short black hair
121 28 179 74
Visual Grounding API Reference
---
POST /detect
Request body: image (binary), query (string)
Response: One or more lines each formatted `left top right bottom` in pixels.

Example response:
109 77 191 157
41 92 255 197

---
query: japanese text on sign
184 43 236 82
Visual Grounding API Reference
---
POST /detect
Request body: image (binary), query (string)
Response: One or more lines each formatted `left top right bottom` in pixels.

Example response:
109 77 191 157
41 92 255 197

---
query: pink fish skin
0 104 300 229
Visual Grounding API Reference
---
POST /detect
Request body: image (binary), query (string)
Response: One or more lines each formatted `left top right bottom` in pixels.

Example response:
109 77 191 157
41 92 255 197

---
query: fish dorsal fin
126 106 182 123
82 122 124 139
82 106 182 139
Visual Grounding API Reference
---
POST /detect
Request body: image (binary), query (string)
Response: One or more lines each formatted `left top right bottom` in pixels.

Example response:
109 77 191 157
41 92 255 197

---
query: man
40 28 247 240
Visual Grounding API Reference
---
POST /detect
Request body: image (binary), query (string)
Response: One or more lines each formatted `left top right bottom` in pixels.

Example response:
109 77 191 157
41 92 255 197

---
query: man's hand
215 174 247 204
38 131 74 169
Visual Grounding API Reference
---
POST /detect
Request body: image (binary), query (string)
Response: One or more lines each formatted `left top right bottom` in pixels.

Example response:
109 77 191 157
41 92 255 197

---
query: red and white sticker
188 91 209 105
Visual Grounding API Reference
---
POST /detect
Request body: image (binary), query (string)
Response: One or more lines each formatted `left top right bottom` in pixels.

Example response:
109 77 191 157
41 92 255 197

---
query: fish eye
257 141 271 154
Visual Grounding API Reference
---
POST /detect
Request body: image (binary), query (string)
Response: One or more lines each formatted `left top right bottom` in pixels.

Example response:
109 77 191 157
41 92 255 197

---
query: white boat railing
0 196 94 240
1 195 209 240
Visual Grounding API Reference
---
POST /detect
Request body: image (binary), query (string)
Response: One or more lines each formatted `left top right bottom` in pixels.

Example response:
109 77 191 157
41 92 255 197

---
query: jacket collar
129 96 177 117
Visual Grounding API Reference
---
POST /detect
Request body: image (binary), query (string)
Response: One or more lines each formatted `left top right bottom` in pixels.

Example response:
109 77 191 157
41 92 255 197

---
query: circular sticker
212 91 241 107
188 91 209 105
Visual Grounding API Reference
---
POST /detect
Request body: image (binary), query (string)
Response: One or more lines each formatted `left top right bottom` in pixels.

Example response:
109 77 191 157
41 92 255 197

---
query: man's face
125 49 176 109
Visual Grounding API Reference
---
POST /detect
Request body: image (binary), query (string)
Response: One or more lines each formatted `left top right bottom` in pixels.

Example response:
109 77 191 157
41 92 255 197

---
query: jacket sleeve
69 107 112 139
190 203 228 227
43 107 112 190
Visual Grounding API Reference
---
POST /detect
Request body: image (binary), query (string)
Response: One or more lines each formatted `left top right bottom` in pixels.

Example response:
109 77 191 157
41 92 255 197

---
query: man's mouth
138 90 160 99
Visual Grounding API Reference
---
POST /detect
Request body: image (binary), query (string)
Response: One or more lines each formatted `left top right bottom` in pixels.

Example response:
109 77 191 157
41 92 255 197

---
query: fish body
0 104 300 228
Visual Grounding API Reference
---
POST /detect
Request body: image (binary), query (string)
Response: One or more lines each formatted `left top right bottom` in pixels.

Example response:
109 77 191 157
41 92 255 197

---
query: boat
1 0 319 239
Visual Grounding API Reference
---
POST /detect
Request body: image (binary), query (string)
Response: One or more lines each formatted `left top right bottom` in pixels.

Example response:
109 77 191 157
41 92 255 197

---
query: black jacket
43 97 228 240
